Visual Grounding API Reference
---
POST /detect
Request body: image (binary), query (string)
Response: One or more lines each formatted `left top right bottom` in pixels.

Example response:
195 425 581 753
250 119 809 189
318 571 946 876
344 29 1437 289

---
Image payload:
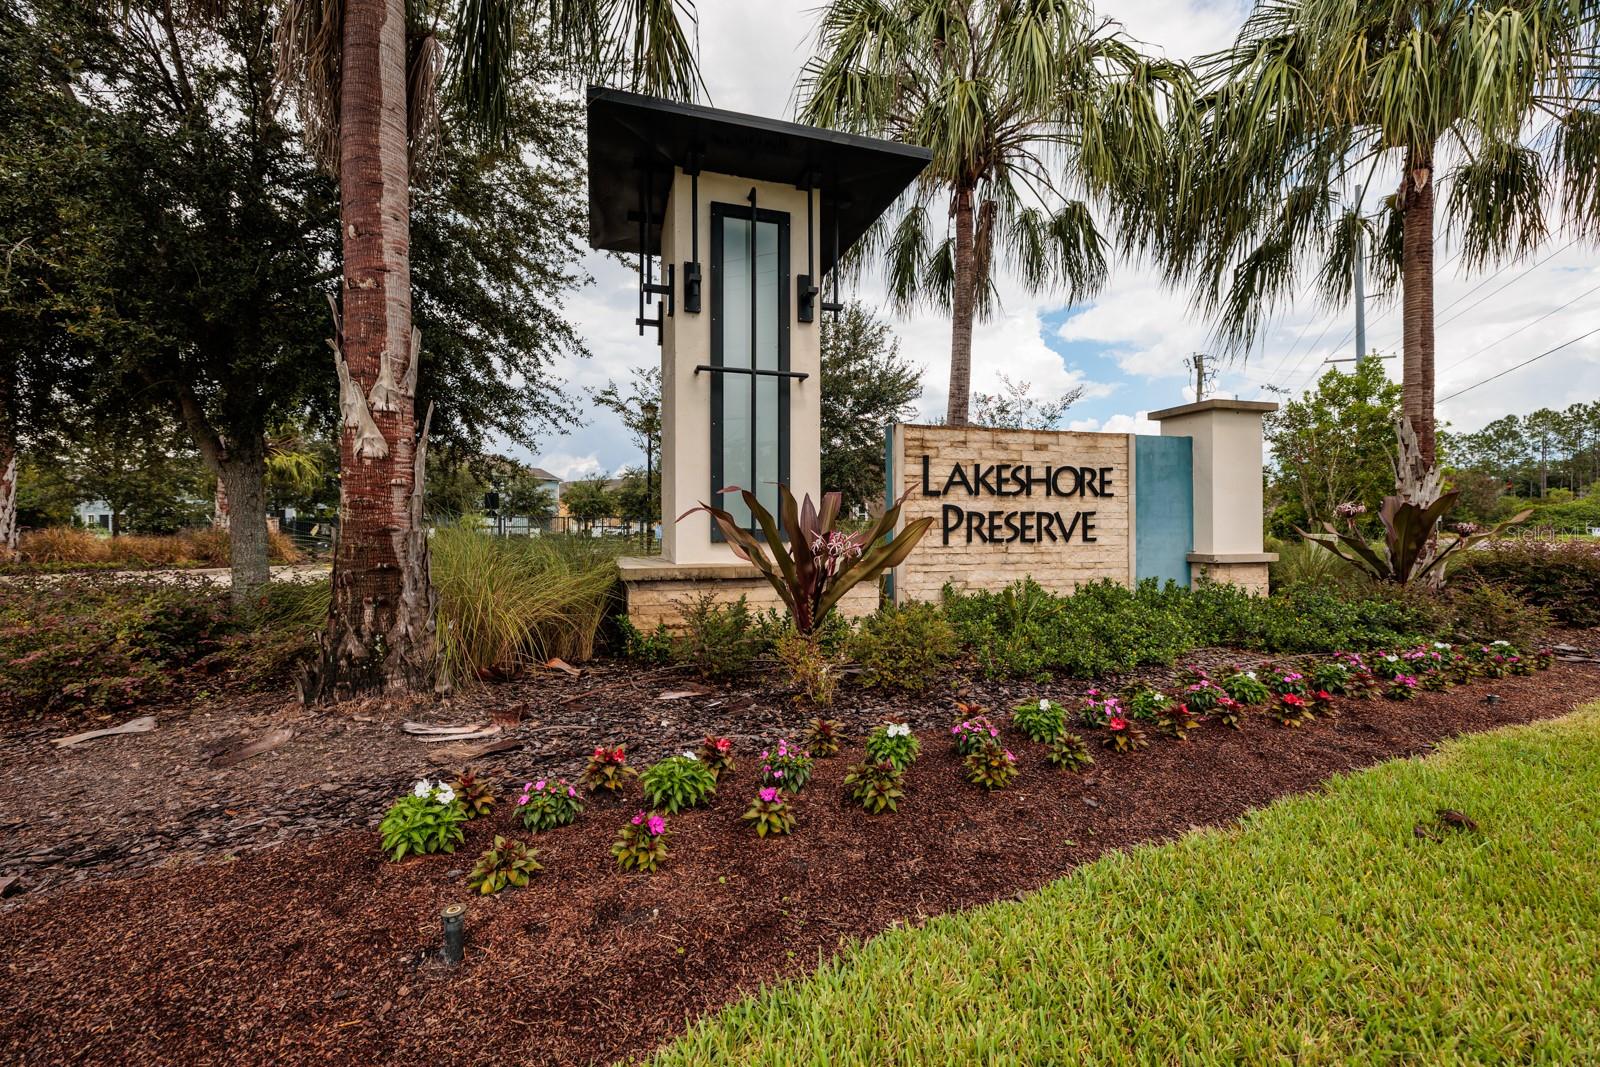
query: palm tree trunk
945 185 977 426
305 0 439 700
1400 145 1436 467
0 363 16 558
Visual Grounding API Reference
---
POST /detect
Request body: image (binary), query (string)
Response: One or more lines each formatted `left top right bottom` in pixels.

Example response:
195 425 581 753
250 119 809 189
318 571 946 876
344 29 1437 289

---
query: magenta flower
758 787 779 803
630 812 644 826
517 793 530 805
646 815 666 836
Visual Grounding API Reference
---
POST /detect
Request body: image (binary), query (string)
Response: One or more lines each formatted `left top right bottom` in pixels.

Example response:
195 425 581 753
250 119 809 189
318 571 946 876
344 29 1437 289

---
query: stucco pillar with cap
1148 399 1278 594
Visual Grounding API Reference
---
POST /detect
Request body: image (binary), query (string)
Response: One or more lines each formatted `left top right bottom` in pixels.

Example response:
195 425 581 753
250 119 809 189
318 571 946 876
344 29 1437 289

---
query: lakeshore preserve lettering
920 456 1114 546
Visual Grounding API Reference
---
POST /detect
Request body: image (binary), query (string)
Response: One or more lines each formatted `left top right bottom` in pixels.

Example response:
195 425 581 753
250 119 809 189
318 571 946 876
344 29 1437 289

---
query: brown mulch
3 657 1599 1066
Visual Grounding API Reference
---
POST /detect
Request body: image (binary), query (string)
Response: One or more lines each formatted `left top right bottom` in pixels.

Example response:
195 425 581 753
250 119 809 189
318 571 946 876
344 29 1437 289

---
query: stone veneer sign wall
885 403 1275 603
887 425 1139 603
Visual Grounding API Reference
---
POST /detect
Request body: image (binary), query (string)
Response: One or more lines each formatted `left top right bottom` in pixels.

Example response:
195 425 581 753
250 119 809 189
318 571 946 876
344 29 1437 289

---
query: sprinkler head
441 902 467 965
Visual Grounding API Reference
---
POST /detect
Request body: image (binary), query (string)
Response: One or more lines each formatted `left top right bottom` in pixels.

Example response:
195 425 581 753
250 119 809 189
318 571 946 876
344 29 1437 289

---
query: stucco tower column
1148 399 1278 594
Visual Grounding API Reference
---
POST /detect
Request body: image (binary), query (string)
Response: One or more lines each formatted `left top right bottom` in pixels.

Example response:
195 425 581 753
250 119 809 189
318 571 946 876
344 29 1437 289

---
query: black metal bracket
694 364 809 382
683 156 703 314
636 263 674 346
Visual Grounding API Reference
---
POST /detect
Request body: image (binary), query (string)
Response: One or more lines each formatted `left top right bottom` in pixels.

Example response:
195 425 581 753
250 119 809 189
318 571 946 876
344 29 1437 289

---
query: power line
1435 237 1583 329
1438 325 1600 403
1437 279 1600 375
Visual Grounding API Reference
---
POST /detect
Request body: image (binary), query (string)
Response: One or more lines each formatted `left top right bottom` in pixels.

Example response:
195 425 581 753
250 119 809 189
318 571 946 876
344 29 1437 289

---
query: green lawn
647 705 1600 1065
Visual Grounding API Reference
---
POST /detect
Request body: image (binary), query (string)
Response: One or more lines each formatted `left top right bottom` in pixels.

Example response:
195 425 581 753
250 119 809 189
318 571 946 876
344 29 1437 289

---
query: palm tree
1140 0 1600 467
274 0 701 698
797 0 1181 425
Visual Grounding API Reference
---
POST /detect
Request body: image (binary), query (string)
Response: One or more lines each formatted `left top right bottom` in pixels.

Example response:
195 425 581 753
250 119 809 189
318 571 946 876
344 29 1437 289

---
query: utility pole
1186 353 1213 401
1353 182 1367 365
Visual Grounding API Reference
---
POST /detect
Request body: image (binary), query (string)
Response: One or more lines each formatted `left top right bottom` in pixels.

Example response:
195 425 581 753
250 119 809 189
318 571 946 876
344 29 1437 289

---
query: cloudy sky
522 0 1600 480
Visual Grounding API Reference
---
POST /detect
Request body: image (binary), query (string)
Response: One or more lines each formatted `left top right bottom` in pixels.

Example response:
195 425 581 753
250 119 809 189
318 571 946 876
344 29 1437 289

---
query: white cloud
533 451 605 480
1069 411 1161 435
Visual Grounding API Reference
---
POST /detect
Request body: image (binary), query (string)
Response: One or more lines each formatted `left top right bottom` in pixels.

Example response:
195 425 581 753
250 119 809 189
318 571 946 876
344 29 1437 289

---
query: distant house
75 500 114 530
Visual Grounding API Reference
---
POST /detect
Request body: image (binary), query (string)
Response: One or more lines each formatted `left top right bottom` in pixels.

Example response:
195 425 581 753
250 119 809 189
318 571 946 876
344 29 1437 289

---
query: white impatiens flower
412 779 432 798
885 723 911 738
1434 642 1451 649
1244 671 1257 679
683 751 699 760
1492 640 1511 647
435 785 456 804
1038 699 1051 711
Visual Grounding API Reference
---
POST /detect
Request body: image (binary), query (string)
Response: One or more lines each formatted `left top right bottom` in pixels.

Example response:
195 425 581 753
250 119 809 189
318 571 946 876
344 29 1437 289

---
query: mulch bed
3 656 1599 1066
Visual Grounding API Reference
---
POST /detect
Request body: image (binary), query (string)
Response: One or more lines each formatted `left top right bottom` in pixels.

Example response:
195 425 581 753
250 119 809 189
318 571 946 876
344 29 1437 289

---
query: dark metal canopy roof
587 87 931 273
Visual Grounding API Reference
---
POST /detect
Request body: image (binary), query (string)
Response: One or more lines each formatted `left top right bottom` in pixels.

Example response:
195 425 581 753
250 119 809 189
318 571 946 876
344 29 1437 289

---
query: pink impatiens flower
758 787 779 803
630 812 644 826
646 815 666 836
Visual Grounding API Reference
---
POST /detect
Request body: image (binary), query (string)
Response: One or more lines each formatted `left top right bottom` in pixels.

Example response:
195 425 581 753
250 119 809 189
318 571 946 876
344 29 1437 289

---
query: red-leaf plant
679 485 933 635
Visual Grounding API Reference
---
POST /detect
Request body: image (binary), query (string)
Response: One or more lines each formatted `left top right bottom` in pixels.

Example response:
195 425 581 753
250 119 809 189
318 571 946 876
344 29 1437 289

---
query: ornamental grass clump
802 717 846 758
696 735 736 780
760 739 815 791
466 835 541 895
640 753 719 814
843 760 906 814
379 779 469 861
963 739 1019 790
1012 698 1066 742
864 721 920 770
741 786 796 837
612 811 669 873
1221 669 1271 705
450 769 496 819
1045 730 1094 771
581 745 636 793
513 778 583 833
1270 692 1315 727
949 711 1001 756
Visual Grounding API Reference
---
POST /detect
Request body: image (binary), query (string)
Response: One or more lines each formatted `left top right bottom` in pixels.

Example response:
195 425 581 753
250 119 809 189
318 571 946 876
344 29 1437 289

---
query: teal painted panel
1135 435 1193 586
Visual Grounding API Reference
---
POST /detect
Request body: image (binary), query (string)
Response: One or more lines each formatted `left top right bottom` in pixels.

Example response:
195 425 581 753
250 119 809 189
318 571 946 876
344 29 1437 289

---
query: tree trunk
218 442 271 602
1399 146 1436 467
944 185 977 426
303 0 439 701
0 449 16 559
214 475 230 529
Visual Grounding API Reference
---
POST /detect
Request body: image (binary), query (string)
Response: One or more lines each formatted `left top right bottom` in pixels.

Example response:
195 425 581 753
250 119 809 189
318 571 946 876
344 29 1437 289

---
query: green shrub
640 754 719 814
616 615 673 664
0 575 238 717
850 602 960 691
775 629 839 706
1442 581 1553 648
1453 540 1600 627
942 577 1440 681
674 593 762 680
1220 670 1271 705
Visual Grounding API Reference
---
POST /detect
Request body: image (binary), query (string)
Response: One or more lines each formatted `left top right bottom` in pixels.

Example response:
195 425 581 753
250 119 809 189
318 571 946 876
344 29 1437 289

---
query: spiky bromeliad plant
803 717 846 758
679 486 933 636
1300 422 1532 587
1045 730 1094 771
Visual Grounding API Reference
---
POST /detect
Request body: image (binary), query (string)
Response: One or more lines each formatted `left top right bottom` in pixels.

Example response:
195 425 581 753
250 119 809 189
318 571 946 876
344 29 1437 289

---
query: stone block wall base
1190 560 1271 596
618 556 880 631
